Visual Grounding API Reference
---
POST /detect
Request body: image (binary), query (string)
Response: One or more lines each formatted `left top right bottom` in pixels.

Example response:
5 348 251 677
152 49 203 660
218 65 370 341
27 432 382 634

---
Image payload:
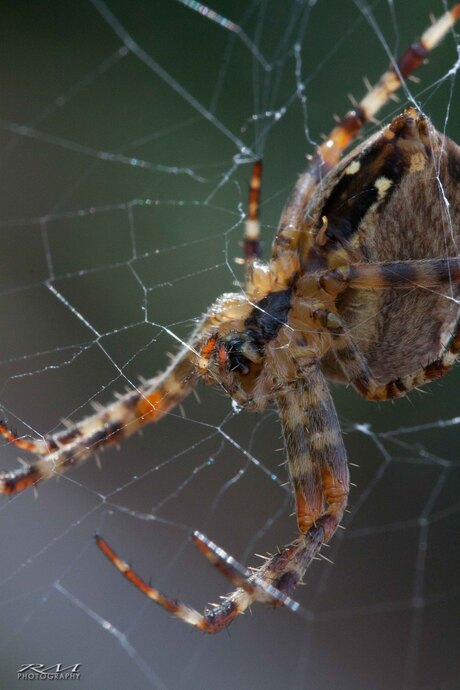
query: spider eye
224 336 252 376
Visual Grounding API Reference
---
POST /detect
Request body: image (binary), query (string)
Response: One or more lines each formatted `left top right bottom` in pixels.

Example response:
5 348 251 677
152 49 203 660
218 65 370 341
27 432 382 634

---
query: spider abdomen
298 111 460 383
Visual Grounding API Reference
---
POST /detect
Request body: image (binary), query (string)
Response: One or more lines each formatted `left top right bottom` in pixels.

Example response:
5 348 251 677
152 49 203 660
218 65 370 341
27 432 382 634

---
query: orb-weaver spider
1 4 460 633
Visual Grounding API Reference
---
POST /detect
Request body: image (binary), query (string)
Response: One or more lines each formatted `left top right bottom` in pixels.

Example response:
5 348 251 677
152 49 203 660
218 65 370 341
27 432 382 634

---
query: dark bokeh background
0 1 459 689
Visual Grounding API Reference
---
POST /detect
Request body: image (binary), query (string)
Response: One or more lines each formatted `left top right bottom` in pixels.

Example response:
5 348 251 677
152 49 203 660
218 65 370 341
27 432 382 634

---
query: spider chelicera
1 5 460 633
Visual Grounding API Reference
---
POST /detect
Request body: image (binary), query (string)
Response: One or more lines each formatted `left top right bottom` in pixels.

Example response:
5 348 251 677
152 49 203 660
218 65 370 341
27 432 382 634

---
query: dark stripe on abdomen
318 132 412 246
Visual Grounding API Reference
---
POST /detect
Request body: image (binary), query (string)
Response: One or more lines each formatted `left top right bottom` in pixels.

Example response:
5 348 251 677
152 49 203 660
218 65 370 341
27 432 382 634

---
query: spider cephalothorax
1 5 460 634
199 287 294 405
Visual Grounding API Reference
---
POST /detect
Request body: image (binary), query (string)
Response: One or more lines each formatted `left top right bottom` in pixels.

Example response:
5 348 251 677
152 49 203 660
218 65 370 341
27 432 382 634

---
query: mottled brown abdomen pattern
300 120 460 384
341 137 460 381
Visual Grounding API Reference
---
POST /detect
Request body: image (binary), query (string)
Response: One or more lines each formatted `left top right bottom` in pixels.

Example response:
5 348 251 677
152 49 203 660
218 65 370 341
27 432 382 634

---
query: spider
1 5 460 634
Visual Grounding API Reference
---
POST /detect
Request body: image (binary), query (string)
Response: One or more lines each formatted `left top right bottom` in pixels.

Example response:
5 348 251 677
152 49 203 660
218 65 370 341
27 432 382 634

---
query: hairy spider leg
278 369 350 540
272 4 460 265
0 294 251 494
318 258 460 293
241 159 263 264
317 3 460 172
95 531 303 634
96 365 349 632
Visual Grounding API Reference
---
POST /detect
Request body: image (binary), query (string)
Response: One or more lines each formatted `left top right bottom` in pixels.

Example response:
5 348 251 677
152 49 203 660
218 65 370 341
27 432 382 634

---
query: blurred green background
0 1 459 689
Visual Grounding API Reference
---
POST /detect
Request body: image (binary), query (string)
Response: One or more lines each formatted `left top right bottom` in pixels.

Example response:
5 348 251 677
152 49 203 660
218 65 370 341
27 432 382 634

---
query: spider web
0 1 459 689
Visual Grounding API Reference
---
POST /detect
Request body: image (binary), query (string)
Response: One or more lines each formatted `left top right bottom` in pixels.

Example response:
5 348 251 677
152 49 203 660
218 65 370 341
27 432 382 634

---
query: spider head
198 330 264 403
